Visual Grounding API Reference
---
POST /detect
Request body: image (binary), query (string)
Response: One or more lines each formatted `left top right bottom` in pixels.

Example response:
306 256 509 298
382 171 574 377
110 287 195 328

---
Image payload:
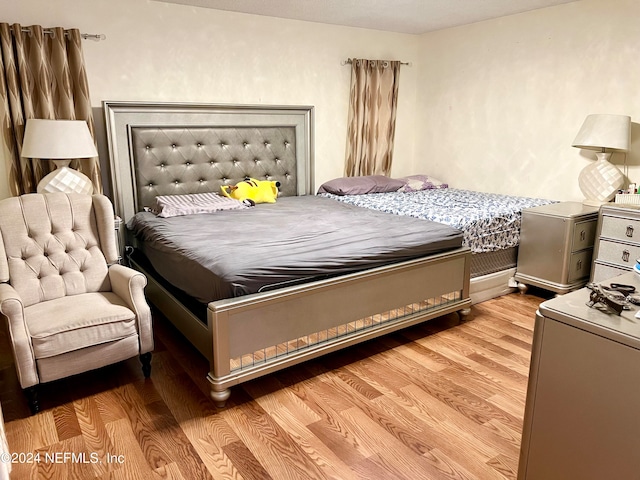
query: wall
0 0 418 199
415 0 640 201
4 0 639 203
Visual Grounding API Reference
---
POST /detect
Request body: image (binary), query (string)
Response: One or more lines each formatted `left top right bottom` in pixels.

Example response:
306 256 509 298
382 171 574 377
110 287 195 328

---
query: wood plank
73 396 117 477
223 399 329 479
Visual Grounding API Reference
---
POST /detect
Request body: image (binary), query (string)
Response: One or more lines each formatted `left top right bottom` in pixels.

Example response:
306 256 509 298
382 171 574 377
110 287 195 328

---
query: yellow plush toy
221 178 280 205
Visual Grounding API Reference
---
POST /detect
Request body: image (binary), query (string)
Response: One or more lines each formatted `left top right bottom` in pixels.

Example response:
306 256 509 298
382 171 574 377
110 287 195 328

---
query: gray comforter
127 195 463 303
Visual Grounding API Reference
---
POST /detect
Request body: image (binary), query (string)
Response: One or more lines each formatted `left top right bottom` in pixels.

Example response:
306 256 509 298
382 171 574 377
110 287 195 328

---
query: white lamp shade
572 114 631 152
21 119 98 159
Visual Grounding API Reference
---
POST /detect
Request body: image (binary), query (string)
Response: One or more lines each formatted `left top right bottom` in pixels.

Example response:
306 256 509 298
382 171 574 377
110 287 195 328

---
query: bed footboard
207 247 471 406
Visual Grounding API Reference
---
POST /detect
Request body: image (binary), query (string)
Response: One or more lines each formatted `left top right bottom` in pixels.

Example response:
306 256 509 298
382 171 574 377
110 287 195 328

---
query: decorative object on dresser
515 202 599 294
21 119 98 194
0 193 154 414
614 192 640 205
591 203 640 283
518 272 640 480
572 113 631 206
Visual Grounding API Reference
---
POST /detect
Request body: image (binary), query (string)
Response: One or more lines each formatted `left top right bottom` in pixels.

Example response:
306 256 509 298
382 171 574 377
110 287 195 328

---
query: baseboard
470 268 517 304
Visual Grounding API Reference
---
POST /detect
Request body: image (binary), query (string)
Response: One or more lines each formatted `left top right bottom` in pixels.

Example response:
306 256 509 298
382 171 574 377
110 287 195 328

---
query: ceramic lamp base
578 153 624 205
36 166 94 195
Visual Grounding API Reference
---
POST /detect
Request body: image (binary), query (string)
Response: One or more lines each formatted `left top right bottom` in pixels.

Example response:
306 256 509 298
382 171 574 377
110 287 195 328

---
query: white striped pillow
152 192 249 218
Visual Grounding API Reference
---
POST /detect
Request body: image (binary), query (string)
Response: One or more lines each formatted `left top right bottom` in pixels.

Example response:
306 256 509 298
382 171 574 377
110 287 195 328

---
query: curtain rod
341 59 411 66
20 27 106 41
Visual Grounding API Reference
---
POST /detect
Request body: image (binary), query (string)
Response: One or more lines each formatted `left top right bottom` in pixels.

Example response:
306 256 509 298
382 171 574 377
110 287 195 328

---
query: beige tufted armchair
0 193 153 413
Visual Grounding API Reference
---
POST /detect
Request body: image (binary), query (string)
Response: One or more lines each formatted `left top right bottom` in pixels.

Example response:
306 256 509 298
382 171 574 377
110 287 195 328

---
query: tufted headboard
130 126 298 211
104 102 314 224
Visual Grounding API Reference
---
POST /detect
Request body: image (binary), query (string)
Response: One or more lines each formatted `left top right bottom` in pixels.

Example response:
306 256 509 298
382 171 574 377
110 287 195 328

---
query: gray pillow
317 175 404 195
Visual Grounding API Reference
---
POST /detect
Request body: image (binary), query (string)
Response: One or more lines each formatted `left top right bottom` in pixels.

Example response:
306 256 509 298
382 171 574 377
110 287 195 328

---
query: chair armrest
108 265 154 353
0 283 38 388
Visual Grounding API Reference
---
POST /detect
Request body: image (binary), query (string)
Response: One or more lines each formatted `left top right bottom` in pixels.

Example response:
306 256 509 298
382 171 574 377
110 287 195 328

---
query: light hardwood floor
1 290 549 479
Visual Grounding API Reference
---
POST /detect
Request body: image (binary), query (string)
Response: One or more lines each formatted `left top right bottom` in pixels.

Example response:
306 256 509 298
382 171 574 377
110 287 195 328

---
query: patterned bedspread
320 189 556 253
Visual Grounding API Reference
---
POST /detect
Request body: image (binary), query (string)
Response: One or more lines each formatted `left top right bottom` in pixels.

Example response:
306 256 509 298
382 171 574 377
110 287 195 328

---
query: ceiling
153 0 578 35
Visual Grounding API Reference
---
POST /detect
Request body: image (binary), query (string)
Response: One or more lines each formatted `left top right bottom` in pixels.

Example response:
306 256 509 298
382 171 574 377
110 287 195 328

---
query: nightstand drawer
600 216 640 242
595 239 640 268
568 250 593 283
572 220 597 252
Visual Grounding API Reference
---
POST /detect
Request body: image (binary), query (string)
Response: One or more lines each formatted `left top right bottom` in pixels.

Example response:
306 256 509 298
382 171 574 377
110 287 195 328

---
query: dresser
518 271 640 479
591 203 640 283
515 202 599 294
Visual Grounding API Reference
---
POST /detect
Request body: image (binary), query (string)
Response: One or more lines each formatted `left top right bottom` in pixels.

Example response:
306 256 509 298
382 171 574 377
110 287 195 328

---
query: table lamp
572 114 631 206
21 119 98 194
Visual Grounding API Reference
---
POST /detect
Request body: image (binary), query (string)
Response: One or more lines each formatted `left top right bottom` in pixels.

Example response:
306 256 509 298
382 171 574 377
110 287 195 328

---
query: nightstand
515 202 599 294
591 203 640 283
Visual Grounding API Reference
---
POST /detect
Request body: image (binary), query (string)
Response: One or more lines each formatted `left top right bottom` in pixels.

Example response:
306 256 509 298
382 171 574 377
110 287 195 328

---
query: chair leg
140 352 152 378
24 386 39 414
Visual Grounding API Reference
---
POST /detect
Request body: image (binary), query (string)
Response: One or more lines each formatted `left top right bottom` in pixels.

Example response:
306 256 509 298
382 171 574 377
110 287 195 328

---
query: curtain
344 58 401 177
0 23 101 195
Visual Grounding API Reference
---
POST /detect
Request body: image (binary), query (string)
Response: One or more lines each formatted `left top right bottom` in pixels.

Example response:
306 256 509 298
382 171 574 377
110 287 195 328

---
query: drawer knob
580 230 586 241
626 225 634 237
576 259 582 270
622 249 631 262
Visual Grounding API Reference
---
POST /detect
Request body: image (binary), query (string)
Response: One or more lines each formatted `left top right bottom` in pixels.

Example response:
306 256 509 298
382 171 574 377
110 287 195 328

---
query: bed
319 185 556 303
104 101 472 406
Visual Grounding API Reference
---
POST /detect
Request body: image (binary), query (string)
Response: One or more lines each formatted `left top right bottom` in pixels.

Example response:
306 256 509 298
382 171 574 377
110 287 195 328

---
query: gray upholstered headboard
131 126 297 211
104 102 314 224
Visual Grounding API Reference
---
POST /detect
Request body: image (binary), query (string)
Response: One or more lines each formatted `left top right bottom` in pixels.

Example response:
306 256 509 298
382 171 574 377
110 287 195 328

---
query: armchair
0 193 153 413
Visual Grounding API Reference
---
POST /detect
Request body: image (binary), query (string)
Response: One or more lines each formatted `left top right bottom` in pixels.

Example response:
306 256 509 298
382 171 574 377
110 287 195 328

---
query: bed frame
104 101 472 406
